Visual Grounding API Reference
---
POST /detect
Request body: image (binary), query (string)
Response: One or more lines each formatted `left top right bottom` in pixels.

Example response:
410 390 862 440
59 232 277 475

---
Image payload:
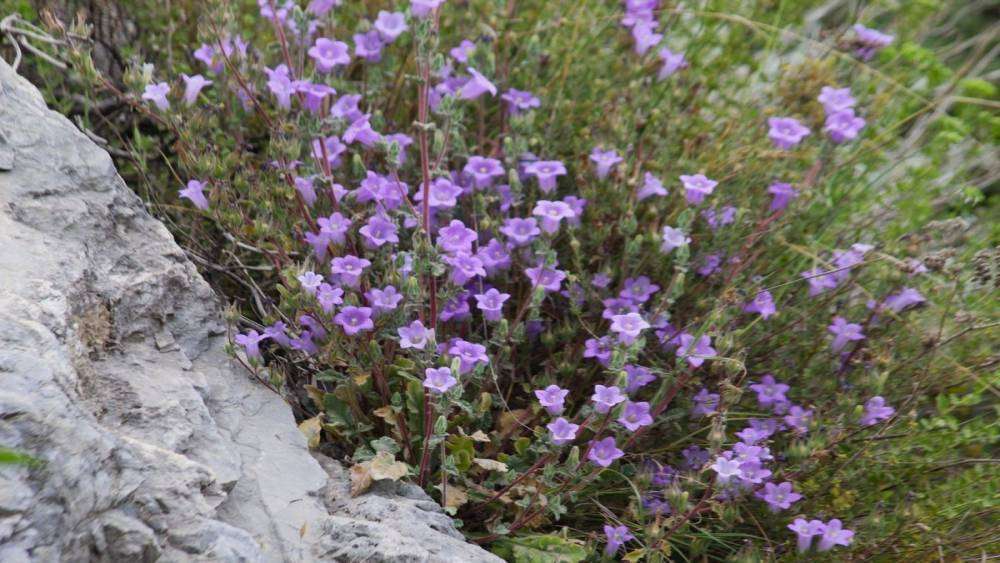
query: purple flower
767 117 811 149
618 401 653 431
444 253 486 285
449 39 476 63
179 179 210 210
610 312 650 344
335 306 374 336
602 297 639 320
299 315 328 341
853 23 894 60
300 82 336 114
463 156 504 189
524 160 567 193
818 519 854 551
355 171 408 208
592 273 612 288
359 215 400 248
738 460 772 484
193 44 218 72
732 442 770 464
860 396 895 426
621 0 656 27
354 30 384 62
660 225 690 253
824 109 866 143
802 267 839 296
680 173 717 205
411 0 445 18
834 243 873 279
584 336 614 366
477 238 512 273
332 94 363 121
142 82 171 110
298 271 325 294
317 283 344 313
235 330 267 359
828 316 864 352
398 320 434 349
307 0 339 16
344 114 382 147
448 339 489 374
657 47 687 79
756 481 801 512
697 253 723 277
547 417 579 445
374 11 408 43
318 212 352 244
294 176 318 207
768 182 798 212
702 206 737 230
883 287 926 312
535 385 570 415
691 388 719 417
181 74 212 106
437 219 478 254
676 334 716 367
818 86 856 114
439 291 471 322
500 217 541 247
631 20 662 55
589 147 623 179
265 67 295 109
290 331 318 355
646 461 676 486
620 275 660 304
531 200 575 233
330 255 371 287
743 290 777 319
365 286 403 314
460 68 497 100
264 322 291 347
304 231 332 260
312 135 347 168
789 518 826 553
308 38 351 72
592 385 626 414
749 374 790 409
624 365 656 394
474 288 510 321
783 405 813 434
710 456 742 482
736 425 770 445
637 172 668 201
603 524 634 556
643 494 672 516
414 177 462 208
588 436 625 467
501 88 541 115
423 367 457 394
525 263 567 293
682 445 710 470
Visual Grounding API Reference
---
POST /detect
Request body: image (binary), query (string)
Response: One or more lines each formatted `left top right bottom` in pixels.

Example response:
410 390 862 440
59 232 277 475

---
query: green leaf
492 534 588 563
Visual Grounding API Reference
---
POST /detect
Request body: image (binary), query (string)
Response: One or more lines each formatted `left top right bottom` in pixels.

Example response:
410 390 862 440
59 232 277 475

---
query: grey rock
0 59 501 563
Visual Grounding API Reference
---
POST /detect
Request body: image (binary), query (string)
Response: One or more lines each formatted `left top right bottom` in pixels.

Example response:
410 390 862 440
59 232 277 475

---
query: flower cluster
121 0 937 557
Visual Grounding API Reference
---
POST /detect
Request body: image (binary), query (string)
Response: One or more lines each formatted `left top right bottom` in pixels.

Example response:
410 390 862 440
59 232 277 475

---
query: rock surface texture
0 60 501 563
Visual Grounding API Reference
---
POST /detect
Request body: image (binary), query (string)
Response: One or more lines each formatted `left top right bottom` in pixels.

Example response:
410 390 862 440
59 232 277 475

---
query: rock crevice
0 60 500 563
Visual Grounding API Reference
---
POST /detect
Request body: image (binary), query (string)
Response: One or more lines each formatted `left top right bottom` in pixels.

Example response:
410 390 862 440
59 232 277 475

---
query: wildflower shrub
29 0 998 559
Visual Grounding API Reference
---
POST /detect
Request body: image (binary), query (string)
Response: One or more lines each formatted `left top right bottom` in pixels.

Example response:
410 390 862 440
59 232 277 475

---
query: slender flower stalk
416 13 441 488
